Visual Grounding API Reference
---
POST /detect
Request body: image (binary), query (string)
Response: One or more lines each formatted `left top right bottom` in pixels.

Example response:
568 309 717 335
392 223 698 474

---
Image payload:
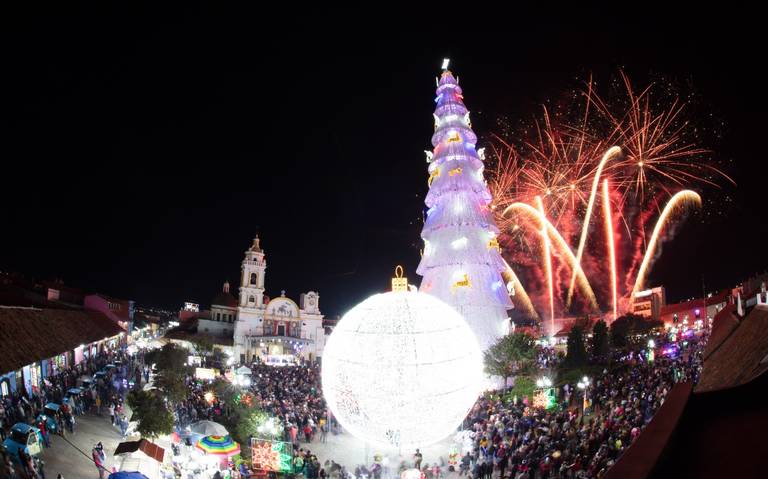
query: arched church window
250 273 257 285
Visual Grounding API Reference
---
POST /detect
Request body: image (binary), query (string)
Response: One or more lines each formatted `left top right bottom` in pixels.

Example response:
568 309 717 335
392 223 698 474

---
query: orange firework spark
501 202 599 311
535 195 555 333
566 146 622 306
602 179 618 321
631 190 702 295
594 71 735 202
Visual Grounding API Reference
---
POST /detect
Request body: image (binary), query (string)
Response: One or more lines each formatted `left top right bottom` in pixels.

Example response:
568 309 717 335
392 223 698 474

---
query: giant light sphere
321 290 484 449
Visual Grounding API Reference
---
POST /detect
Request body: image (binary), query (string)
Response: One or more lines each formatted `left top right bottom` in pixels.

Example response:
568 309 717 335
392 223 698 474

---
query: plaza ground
307 429 463 478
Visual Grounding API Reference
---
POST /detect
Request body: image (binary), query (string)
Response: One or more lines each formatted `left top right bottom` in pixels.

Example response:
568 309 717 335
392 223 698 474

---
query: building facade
631 286 666 321
0 307 125 397
234 236 325 364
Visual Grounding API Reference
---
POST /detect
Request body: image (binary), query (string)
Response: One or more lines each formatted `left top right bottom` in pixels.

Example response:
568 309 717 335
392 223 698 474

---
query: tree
610 316 631 348
236 409 283 442
153 372 187 404
191 336 214 364
146 343 188 373
415 68 513 350
484 332 537 385
610 314 664 349
506 376 536 404
563 326 588 368
127 390 174 439
591 320 610 359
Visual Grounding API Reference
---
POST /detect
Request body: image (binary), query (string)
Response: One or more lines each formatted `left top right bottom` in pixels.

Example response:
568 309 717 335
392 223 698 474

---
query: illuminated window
0 380 9 397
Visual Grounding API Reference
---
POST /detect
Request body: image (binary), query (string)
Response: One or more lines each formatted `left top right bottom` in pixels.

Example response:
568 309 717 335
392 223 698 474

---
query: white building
196 281 238 338
233 236 325 364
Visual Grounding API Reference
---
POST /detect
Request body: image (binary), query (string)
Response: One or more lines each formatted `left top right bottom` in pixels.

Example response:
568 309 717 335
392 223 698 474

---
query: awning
114 439 165 463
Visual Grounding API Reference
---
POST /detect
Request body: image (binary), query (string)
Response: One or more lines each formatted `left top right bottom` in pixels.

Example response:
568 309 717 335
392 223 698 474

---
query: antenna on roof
441 58 450 70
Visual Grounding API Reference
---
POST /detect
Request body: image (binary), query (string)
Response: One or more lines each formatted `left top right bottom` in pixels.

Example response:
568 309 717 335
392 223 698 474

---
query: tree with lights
483 332 536 387
417 63 513 350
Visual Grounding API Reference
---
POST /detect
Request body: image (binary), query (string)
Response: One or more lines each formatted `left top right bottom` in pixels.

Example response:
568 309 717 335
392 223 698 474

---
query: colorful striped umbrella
195 435 240 456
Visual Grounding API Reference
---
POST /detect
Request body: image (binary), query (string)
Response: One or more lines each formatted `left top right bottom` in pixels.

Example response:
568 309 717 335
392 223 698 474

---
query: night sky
2 7 764 317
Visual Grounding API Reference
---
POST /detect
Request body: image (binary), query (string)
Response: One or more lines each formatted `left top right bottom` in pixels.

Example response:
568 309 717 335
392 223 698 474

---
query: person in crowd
92 442 106 479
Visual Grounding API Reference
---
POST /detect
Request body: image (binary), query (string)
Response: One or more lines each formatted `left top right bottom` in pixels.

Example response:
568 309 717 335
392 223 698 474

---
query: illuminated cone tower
417 65 513 350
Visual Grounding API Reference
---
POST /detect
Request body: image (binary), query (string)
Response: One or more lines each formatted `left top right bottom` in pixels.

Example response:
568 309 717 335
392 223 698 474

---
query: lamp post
577 376 591 415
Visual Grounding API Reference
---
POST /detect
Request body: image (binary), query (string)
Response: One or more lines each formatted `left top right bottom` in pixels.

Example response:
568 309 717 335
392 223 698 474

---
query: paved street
40 412 129 479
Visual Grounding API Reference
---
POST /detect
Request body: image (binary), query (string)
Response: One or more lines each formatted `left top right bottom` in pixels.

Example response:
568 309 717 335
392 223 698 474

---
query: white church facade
233 236 325 365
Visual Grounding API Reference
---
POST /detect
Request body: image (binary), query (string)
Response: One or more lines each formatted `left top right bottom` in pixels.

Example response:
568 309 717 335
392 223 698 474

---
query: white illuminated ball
321 291 483 449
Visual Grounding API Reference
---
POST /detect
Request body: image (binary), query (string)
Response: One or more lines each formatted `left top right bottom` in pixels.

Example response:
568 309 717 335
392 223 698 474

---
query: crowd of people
457 339 704 479
0 346 145 479
169 333 704 479
173 361 333 447
2 324 707 479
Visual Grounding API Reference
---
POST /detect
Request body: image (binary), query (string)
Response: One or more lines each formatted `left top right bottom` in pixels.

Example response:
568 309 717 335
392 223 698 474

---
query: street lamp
577 376 591 414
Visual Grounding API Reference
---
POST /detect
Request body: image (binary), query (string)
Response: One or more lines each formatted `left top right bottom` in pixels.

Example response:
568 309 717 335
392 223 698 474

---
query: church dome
212 281 238 308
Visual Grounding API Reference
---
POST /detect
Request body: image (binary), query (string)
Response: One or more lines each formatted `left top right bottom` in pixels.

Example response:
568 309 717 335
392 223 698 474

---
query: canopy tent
235 366 253 375
113 439 165 479
188 420 228 437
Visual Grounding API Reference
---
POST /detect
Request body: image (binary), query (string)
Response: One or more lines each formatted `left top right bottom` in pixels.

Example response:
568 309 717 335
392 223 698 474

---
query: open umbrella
107 472 150 479
196 435 240 456
188 420 228 437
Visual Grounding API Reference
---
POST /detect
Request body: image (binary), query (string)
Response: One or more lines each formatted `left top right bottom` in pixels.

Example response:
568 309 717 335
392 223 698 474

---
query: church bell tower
239 235 266 308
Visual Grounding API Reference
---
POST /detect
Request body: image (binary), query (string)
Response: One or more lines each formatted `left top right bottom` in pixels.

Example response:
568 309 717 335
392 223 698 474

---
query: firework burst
489 71 733 326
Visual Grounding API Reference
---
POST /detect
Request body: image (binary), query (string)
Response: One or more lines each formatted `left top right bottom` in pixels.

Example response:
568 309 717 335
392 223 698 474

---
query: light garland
321 290 483 449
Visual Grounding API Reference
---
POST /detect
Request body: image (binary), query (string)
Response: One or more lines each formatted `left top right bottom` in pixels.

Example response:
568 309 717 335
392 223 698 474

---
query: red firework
489 71 734 322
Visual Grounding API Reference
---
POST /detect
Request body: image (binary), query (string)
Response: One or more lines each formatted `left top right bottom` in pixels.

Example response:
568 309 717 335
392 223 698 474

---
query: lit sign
533 388 557 410
252 440 293 472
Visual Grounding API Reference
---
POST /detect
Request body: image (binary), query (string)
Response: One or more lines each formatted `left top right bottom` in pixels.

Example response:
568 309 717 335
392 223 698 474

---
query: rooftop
0 307 125 374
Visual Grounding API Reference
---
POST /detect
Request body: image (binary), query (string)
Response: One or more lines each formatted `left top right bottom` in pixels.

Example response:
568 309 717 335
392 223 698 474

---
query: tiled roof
0 307 125 374
695 305 768 393
702 303 739 360
164 323 233 346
